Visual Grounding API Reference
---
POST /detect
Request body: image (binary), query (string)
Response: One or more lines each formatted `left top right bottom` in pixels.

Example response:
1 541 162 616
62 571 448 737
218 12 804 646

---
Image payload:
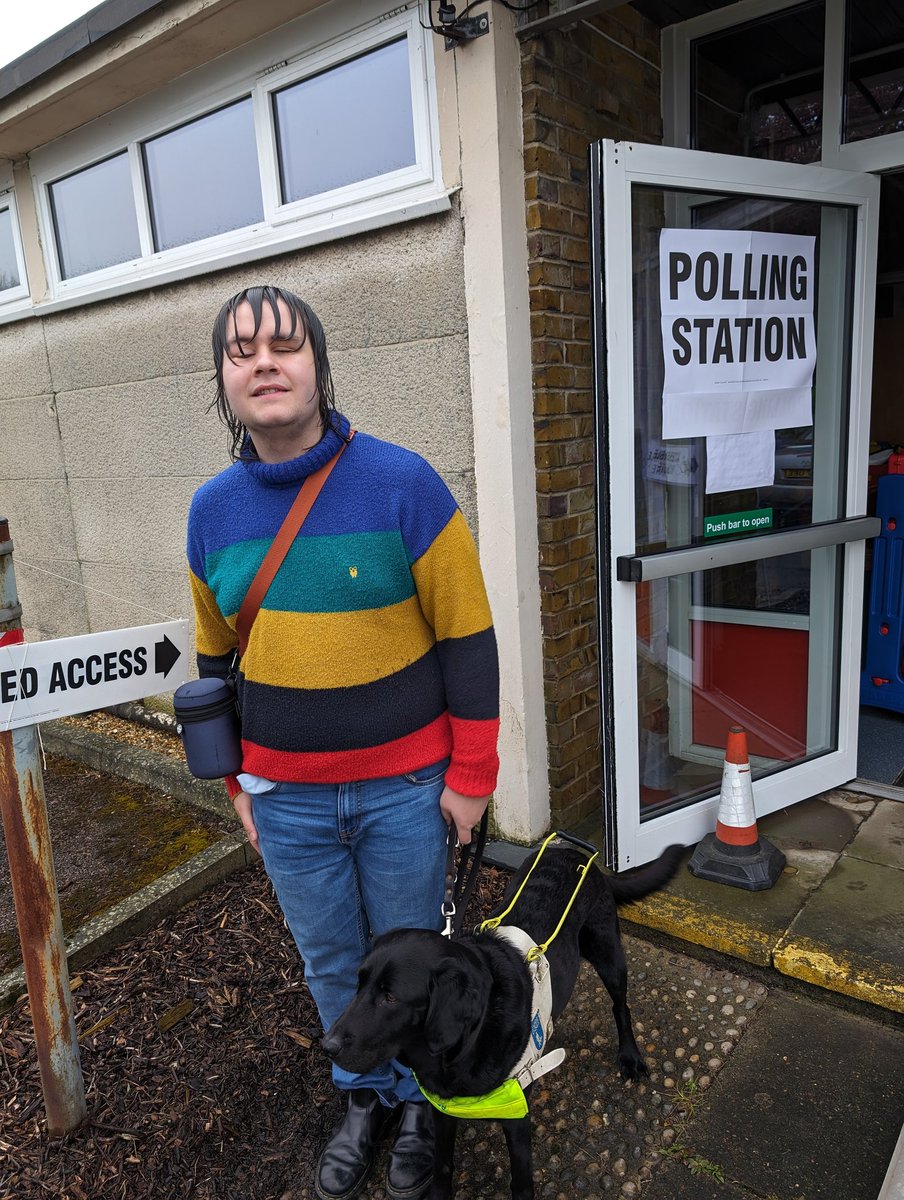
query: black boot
315 1089 393 1200
386 1100 435 1200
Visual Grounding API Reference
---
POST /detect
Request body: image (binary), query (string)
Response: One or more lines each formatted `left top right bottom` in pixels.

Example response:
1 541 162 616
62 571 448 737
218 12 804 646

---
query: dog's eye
380 991 397 1006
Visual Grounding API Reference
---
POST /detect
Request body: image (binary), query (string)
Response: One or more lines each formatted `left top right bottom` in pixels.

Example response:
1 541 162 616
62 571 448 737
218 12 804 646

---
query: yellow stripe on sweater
190 569 237 657
411 509 493 639
245 596 437 689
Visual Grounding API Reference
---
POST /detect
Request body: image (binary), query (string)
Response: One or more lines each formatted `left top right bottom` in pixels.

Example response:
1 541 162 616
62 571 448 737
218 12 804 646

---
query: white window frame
24 1 446 316
0 189 30 307
663 0 904 172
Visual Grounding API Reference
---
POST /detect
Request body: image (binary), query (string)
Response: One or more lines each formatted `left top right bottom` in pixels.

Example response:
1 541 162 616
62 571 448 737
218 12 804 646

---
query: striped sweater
186 413 500 797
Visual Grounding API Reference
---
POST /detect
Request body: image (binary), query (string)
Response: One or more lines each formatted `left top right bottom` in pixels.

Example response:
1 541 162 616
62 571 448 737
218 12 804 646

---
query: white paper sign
706 430 775 494
0 622 189 731
660 229 816 440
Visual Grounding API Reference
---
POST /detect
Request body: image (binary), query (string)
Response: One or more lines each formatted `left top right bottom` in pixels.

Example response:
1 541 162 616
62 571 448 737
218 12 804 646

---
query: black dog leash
441 810 489 938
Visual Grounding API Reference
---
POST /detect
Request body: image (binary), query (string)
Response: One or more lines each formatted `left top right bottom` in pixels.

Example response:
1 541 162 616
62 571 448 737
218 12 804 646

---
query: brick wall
521 5 663 829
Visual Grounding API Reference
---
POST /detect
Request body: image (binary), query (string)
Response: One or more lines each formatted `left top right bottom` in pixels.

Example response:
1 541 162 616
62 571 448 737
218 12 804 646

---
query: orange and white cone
714 727 758 848
688 726 785 891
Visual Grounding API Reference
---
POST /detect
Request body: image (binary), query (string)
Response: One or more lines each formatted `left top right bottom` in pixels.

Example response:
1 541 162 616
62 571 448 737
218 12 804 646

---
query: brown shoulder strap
235 432 355 657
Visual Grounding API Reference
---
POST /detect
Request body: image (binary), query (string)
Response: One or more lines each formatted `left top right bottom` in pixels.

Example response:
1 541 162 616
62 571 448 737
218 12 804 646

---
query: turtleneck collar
238 412 351 487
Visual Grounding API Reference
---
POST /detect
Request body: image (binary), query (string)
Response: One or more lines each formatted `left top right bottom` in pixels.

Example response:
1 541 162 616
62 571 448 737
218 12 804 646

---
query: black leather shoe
315 1089 393 1200
386 1100 435 1200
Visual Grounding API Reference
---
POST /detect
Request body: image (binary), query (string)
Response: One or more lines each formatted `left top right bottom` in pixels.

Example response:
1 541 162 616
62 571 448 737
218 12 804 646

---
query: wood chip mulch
0 858 508 1200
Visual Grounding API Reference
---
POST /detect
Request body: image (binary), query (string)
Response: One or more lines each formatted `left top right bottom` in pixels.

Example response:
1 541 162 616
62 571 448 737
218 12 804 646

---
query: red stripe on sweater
239 713 499 797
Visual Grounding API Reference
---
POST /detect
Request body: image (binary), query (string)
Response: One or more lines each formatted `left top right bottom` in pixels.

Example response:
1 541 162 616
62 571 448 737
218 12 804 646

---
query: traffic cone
688 726 786 891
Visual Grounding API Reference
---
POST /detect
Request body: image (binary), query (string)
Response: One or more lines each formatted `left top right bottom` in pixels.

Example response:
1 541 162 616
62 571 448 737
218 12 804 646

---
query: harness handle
480 831 600 961
552 830 600 856
480 830 559 933
526 851 598 961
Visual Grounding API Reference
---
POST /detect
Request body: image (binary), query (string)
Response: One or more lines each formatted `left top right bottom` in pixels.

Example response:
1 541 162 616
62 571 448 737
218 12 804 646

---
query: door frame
591 139 880 869
662 0 904 174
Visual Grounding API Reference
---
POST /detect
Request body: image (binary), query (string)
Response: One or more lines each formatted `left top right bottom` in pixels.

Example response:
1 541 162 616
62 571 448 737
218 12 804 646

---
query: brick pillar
521 8 663 829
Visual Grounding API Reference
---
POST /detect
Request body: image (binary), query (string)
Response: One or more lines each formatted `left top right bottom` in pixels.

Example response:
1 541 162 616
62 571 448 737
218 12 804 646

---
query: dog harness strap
415 1076 530 1121
413 1050 566 1122
479 835 600 962
479 831 559 933
528 850 599 961
515 1047 566 1090
493 926 555 1079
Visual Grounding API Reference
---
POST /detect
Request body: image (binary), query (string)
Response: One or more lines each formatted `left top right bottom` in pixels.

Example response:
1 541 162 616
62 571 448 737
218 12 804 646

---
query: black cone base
688 833 786 891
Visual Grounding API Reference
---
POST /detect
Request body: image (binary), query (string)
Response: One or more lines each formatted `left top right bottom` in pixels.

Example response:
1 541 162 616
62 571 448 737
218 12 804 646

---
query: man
187 285 500 1200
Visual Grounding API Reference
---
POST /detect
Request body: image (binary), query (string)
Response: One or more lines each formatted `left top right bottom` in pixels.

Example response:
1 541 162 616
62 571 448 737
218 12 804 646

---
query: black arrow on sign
155 635 181 678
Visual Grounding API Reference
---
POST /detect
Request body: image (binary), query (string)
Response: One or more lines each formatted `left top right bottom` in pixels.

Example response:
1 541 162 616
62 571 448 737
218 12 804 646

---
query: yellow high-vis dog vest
417 926 566 1120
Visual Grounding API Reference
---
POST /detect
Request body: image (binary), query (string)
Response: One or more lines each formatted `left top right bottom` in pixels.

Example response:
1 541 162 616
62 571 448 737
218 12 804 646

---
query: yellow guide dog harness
418 834 599 1120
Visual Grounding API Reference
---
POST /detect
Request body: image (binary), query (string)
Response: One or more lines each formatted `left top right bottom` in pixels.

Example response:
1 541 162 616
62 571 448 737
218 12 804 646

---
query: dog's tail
607 844 685 905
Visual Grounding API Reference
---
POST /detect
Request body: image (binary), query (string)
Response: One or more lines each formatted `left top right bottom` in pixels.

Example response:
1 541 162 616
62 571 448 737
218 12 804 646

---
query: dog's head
322 928 492 1073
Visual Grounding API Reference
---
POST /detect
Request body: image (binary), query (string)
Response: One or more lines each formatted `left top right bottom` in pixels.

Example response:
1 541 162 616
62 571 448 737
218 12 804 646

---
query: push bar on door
616 515 881 582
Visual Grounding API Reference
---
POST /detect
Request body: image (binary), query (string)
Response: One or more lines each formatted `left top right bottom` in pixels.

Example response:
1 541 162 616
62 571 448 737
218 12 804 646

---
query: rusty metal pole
0 518 86 1134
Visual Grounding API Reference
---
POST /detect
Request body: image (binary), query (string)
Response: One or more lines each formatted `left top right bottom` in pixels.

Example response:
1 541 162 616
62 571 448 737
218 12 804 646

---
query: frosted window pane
144 98 263 251
0 208 20 292
50 153 141 279
275 38 416 204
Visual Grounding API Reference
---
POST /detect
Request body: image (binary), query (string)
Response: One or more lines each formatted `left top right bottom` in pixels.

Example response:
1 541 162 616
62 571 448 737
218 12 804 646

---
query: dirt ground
0 749 232 975
0 853 508 1200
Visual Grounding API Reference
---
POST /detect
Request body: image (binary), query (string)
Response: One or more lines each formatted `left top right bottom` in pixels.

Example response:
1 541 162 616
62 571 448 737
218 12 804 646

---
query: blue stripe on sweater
188 433 459 579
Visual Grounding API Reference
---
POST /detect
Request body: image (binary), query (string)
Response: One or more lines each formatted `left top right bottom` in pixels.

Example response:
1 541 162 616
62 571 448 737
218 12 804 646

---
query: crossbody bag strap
235 430 355 658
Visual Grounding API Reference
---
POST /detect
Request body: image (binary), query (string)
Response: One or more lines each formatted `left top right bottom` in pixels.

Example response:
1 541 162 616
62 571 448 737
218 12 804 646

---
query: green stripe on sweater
206 529 415 616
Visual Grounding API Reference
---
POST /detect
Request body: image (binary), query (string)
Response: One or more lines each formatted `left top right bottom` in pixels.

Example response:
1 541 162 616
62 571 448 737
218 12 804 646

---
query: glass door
591 140 880 869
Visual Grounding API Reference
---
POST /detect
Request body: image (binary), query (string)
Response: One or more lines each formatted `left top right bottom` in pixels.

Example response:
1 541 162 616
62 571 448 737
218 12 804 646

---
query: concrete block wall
521 6 663 829
0 207 474 652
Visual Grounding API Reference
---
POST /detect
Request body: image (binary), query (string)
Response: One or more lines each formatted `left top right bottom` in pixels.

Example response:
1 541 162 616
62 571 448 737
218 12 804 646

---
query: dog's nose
321 1030 343 1057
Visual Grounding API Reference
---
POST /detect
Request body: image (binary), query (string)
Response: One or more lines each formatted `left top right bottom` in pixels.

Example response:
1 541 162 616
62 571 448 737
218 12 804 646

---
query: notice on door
659 229 816 440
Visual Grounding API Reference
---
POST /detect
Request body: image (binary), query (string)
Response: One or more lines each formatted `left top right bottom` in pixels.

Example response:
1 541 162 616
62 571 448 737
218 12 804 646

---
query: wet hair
210 285 336 460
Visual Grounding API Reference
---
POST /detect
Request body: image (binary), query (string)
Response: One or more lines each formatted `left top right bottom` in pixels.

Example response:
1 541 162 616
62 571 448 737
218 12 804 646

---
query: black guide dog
323 840 685 1199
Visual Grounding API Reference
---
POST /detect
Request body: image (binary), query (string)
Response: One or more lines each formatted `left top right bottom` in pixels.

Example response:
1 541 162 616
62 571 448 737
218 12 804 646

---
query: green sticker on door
704 508 773 538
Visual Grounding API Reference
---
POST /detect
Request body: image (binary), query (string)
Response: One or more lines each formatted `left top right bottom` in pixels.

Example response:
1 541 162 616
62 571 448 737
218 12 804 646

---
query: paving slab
774 853 904 1011
643 989 904 1200
845 798 904 869
619 846 825 968
40 718 233 820
757 792 872 851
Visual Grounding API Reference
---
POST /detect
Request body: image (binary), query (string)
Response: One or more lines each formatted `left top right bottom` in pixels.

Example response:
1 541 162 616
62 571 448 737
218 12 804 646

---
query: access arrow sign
0 620 190 732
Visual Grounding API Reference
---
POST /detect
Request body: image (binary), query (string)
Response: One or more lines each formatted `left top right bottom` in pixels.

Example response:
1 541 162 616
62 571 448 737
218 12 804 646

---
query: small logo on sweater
349 566 358 578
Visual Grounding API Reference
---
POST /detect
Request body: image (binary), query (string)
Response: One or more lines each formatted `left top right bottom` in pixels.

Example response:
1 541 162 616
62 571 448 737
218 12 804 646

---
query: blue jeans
251 760 449 1104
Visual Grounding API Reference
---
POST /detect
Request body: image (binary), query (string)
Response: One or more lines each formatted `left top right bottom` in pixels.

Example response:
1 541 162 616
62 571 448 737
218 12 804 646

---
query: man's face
221 298 321 454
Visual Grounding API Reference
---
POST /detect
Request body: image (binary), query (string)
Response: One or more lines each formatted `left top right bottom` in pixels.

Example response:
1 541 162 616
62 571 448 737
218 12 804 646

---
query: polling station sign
0 621 189 731
660 229 816 440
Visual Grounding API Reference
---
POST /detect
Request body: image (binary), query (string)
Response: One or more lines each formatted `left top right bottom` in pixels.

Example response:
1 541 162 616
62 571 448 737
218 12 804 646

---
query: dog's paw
617 1050 649 1082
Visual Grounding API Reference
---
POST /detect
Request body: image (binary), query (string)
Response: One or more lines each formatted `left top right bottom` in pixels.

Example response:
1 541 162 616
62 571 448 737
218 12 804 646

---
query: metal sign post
0 519 87 1133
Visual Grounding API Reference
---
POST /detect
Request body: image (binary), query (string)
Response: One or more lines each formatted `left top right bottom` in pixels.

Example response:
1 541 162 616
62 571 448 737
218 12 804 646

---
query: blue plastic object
861 472 904 713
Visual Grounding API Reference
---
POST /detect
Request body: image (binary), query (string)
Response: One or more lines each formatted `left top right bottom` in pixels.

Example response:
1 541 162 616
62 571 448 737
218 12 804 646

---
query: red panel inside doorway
691 621 808 760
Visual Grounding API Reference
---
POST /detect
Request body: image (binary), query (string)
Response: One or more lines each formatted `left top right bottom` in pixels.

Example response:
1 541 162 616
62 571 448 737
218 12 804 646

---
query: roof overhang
0 0 329 161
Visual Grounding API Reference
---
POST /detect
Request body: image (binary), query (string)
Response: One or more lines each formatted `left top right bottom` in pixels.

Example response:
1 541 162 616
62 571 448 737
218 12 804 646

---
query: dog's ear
424 962 486 1056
